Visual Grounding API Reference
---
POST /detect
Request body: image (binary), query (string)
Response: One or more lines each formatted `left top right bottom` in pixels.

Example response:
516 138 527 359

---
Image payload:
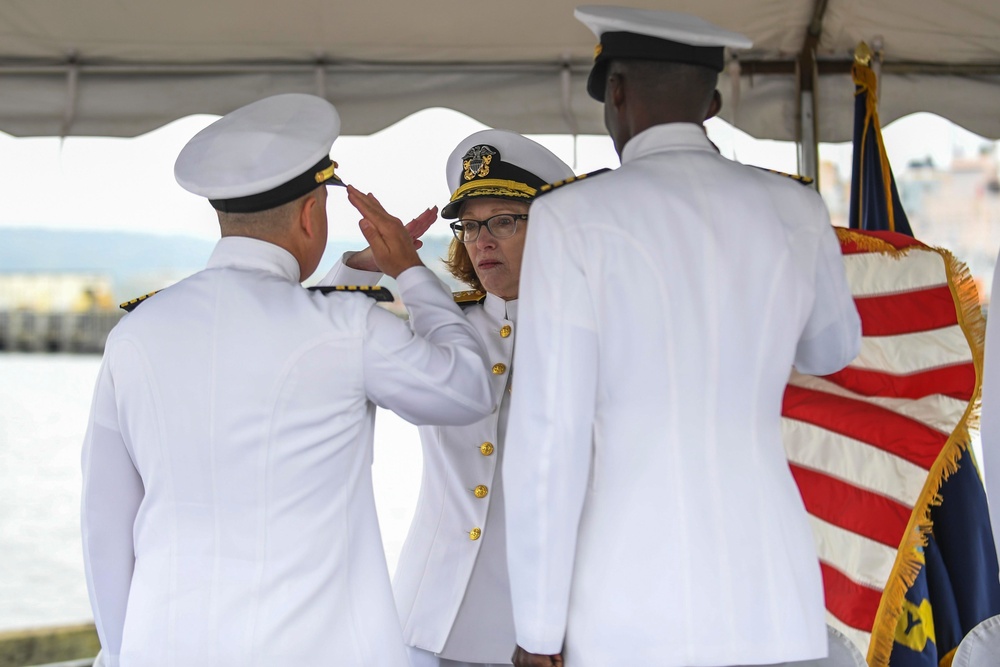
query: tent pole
798 90 818 184
795 0 828 187
314 60 327 99
60 52 80 138
559 60 579 169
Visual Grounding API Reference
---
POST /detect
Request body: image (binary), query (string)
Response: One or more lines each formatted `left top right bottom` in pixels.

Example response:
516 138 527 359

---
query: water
0 354 422 632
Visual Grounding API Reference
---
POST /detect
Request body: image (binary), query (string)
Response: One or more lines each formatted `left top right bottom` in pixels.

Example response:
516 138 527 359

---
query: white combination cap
175 93 345 213
575 5 752 100
442 129 575 219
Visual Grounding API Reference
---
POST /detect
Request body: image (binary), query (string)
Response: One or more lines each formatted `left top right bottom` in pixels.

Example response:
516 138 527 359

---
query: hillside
0 229 462 300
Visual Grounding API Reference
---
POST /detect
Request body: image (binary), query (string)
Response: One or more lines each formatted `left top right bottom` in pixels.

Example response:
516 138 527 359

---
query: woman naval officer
318 129 575 667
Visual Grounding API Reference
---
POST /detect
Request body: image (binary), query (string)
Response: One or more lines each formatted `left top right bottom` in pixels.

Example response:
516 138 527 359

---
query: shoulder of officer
753 165 814 186
120 290 160 313
535 168 612 199
307 285 394 302
453 289 487 310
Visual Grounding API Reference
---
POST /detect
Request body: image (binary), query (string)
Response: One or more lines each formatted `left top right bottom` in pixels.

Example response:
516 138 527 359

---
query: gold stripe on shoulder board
758 166 815 186
307 285 394 302
453 290 486 309
120 290 161 312
537 168 611 197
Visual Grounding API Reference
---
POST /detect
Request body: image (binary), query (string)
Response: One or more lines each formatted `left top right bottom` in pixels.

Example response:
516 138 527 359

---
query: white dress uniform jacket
982 247 1000 561
504 124 862 667
81 237 495 667
321 259 517 664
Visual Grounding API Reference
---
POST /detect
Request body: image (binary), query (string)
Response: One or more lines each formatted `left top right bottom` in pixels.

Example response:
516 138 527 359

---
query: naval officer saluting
504 6 862 667
320 130 575 667
80 93 495 667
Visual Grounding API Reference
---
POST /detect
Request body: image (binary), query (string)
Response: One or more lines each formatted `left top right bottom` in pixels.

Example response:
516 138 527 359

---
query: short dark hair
216 195 301 236
612 59 719 118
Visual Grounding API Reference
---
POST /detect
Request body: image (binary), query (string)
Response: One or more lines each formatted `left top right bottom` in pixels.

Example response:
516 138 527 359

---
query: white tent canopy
2 0 999 141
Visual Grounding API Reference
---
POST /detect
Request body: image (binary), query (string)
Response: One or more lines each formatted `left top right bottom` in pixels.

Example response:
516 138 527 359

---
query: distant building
903 145 1000 304
0 273 116 312
819 160 849 228
0 273 120 352
818 145 1000 306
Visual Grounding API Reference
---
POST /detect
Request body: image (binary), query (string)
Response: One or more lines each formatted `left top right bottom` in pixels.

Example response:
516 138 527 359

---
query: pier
0 311 121 354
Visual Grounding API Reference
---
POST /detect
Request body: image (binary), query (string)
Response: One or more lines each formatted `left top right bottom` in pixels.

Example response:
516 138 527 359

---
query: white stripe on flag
809 516 900 590
850 324 972 375
843 251 947 297
826 612 872 660
788 372 967 436
784 419 927 506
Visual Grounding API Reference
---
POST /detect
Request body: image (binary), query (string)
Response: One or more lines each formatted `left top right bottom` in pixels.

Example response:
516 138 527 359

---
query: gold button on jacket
474 484 489 498
492 363 507 375
500 324 512 338
480 442 494 456
469 527 482 540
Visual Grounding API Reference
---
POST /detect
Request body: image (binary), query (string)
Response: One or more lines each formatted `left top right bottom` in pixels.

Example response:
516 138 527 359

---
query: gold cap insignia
462 145 497 181
594 43 603 60
314 161 339 184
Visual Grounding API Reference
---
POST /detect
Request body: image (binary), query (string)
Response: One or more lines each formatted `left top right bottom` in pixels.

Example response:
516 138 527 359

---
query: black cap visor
210 156 344 213
587 31 725 101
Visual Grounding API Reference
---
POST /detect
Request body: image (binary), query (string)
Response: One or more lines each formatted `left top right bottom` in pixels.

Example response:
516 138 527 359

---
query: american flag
781 227 988 666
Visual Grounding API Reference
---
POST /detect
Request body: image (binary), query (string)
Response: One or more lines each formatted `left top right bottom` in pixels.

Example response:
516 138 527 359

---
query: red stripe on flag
839 230 927 255
783 386 947 469
823 363 975 402
821 561 882 632
854 286 956 336
790 464 910 548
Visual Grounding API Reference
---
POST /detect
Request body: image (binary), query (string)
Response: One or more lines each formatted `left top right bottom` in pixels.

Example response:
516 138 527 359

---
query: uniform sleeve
503 197 599 654
315 252 384 287
794 221 862 375
81 352 145 667
362 265 495 426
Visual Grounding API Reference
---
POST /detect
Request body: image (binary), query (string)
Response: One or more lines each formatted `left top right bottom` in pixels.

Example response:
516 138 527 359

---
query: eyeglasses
450 213 528 243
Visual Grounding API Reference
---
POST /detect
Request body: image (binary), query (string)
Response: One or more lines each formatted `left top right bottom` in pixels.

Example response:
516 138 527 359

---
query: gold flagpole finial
854 42 873 67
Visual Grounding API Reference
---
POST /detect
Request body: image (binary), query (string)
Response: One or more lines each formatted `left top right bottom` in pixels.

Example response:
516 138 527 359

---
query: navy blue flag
890 452 1000 665
847 58 914 236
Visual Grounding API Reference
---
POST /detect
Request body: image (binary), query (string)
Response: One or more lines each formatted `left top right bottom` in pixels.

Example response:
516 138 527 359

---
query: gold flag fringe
834 227 918 258
865 244 985 667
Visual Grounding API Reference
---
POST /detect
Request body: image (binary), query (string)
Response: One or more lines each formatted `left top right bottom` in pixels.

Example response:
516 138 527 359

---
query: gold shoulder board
536 168 611 198
757 166 815 186
453 289 486 309
120 290 160 313
307 285 394 302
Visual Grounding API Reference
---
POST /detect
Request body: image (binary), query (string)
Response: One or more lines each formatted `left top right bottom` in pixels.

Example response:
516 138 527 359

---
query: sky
0 107 996 247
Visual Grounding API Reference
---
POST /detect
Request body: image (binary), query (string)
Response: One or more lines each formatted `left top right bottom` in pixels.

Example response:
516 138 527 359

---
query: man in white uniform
80 94 495 667
321 130 576 667
504 7 862 667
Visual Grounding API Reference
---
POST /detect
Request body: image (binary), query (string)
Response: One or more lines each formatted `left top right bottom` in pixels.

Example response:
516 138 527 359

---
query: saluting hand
512 645 564 667
347 185 424 279
344 204 438 273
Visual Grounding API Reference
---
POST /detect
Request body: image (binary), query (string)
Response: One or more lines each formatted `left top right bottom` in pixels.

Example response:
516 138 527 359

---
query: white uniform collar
206 236 301 283
620 122 716 165
484 292 518 322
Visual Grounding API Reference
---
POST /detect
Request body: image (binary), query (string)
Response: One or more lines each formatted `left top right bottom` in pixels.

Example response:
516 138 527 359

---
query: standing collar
206 236 301 283
620 122 717 165
484 292 518 322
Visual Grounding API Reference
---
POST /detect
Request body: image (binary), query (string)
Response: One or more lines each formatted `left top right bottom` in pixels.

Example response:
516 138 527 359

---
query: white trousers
406 645 512 667
406 645 822 667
